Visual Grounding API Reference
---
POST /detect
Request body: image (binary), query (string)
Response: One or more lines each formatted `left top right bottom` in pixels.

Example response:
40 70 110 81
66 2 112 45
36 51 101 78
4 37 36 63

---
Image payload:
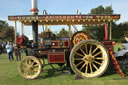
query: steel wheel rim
19 56 42 79
70 40 109 78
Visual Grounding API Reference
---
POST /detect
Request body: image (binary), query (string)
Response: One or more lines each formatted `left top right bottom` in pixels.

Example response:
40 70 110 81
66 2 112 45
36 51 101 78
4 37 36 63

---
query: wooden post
49 25 51 31
14 21 17 44
21 23 24 35
68 25 72 40
107 22 108 40
46 25 48 32
42 25 44 32
109 21 112 40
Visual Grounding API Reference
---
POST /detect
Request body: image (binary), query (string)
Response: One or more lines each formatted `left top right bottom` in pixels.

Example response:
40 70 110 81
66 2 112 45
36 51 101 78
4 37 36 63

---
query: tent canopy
8 14 120 26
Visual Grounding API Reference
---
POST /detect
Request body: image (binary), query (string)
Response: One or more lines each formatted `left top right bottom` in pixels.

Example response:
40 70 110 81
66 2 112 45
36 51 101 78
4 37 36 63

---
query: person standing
6 41 14 62
14 45 21 61
0 44 2 54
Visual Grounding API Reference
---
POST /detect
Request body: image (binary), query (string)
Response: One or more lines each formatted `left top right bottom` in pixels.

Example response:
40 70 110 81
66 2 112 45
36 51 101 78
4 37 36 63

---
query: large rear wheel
70 40 109 78
18 56 42 79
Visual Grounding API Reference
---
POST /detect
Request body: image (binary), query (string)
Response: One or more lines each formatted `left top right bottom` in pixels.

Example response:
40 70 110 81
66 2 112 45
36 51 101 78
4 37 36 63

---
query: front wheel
18 56 42 79
70 40 109 78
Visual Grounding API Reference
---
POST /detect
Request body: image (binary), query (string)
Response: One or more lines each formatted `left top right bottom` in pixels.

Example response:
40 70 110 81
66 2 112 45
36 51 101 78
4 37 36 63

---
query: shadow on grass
43 69 57 78
36 63 118 80
36 67 74 80
36 69 63 80
101 64 117 77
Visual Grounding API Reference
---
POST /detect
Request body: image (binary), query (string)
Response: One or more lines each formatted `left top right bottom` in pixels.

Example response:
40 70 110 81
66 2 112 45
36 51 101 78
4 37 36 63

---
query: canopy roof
8 14 120 26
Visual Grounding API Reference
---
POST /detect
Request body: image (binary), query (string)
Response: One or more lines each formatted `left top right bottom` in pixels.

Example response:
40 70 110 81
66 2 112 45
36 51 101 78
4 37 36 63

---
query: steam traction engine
16 30 112 79
8 0 124 79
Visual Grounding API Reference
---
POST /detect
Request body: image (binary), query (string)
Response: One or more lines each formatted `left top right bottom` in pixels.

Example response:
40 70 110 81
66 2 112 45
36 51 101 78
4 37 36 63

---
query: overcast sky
0 0 128 39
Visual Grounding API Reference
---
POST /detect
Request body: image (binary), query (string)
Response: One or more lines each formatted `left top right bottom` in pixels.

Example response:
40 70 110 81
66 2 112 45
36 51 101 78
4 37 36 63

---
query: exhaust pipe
31 0 39 15
30 0 39 46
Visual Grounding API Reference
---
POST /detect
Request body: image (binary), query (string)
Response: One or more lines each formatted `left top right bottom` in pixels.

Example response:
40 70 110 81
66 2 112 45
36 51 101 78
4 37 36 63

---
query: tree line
0 20 14 42
82 5 128 42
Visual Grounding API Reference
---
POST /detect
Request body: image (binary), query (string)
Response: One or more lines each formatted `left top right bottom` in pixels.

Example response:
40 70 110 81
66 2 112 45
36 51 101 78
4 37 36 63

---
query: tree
56 28 69 37
0 20 8 30
90 5 113 14
39 28 69 39
104 6 113 14
91 5 105 14
38 31 56 39
82 5 114 41
82 25 105 40
38 31 47 38
0 20 14 42
113 22 128 42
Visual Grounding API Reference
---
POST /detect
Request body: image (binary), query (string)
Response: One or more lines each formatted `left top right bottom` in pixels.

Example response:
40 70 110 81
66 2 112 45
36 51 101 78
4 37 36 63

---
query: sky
0 0 128 39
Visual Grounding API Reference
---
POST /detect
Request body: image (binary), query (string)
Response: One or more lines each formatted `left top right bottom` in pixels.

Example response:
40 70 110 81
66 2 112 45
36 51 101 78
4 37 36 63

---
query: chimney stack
31 0 39 46
31 0 39 15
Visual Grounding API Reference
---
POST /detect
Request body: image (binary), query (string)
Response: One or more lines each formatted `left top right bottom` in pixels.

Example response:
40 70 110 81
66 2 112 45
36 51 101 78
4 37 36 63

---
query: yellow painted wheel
18 56 42 79
70 40 109 78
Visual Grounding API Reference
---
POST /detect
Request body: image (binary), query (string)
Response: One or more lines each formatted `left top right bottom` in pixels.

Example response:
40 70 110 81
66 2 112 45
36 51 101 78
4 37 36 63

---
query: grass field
0 43 128 85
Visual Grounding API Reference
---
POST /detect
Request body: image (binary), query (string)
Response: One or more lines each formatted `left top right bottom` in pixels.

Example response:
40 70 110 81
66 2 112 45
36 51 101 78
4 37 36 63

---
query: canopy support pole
109 21 112 40
14 21 17 44
104 23 108 40
68 25 72 40
42 25 44 32
21 23 24 35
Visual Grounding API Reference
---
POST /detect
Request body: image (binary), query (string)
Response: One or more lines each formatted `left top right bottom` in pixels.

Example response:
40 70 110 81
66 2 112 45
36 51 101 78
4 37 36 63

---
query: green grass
114 43 123 53
0 47 128 85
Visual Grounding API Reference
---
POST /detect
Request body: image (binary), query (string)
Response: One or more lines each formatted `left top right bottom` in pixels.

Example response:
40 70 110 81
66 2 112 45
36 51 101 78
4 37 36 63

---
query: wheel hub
28 65 33 71
85 55 94 63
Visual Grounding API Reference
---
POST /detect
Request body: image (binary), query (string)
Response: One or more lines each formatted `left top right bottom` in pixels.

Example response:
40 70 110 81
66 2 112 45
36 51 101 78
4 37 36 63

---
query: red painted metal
48 54 65 63
16 36 23 45
102 41 114 50
104 24 107 40
30 9 39 12
51 41 70 48
51 41 59 47
109 48 125 78
102 41 113 45
16 35 28 46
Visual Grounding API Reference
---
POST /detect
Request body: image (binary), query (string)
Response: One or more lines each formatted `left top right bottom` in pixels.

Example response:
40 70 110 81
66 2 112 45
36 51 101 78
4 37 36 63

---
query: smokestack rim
30 9 39 12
